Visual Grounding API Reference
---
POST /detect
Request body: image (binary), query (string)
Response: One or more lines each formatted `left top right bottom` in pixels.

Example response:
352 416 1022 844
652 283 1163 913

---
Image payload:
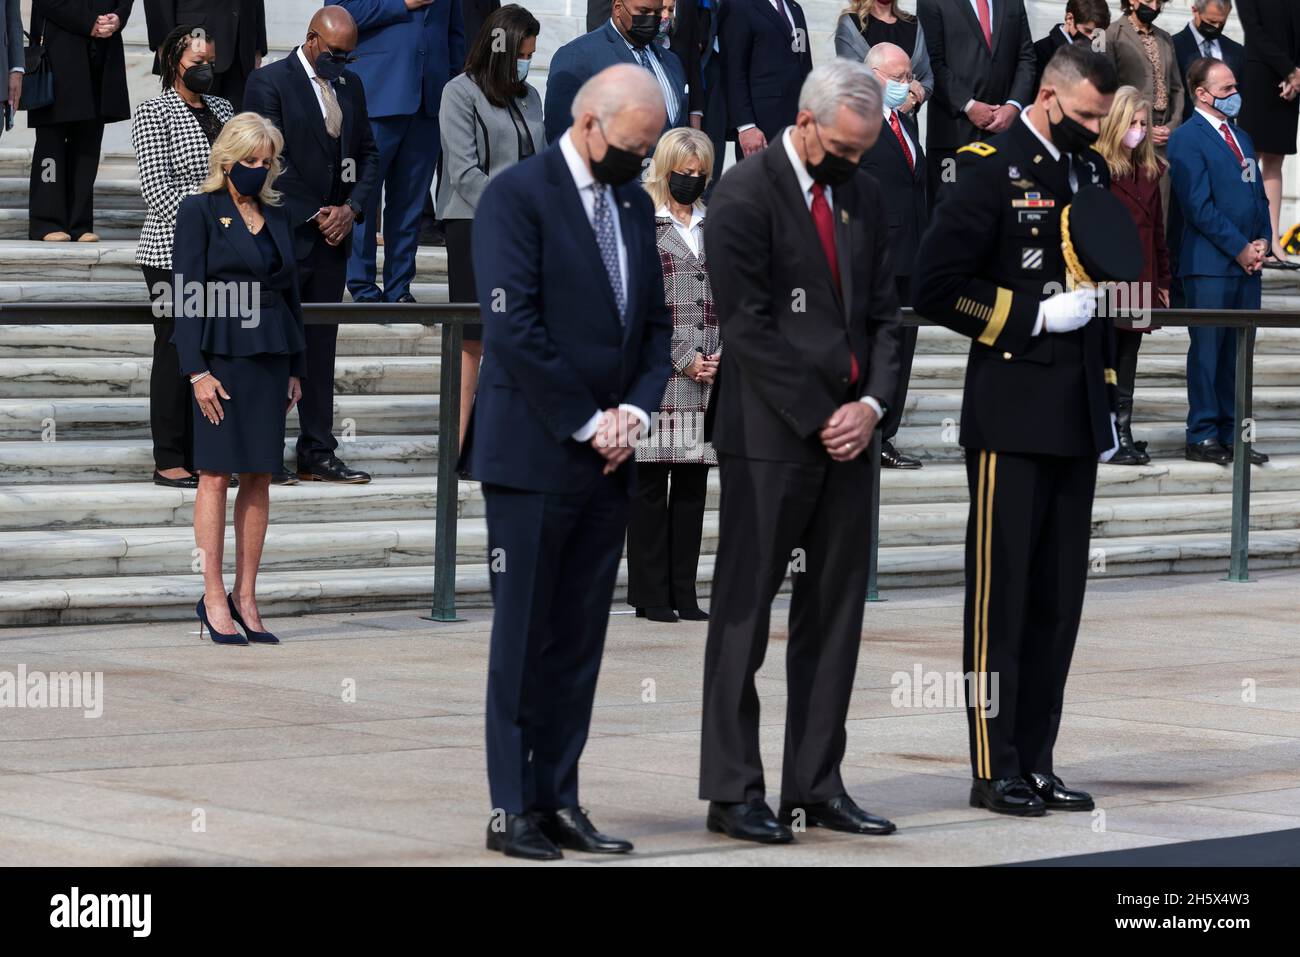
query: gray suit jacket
435 72 545 221
833 12 935 100
2 0 22 98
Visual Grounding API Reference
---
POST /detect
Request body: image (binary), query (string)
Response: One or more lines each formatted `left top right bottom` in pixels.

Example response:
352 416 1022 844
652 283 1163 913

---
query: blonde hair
1096 85 1160 182
840 1 916 28
200 111 285 205
644 127 715 209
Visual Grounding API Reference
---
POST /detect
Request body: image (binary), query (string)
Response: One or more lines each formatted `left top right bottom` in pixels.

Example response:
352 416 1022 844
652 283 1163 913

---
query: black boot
1109 395 1145 466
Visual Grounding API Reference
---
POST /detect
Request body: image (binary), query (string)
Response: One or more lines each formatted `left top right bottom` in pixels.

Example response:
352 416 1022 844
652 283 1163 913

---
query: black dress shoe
271 468 299 486
395 292 418 304
779 793 896 835
640 606 678 623
153 469 198 489
485 813 563 861
969 777 1047 816
1023 772 1094 811
1224 445 1270 465
706 799 794 844
881 440 923 469
1185 438 1231 465
535 807 632 854
676 605 710 621
298 454 372 484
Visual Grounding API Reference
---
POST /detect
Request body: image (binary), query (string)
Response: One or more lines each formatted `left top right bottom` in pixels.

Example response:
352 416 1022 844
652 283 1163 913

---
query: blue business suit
1168 111 1272 445
543 20 688 144
337 0 466 302
719 0 813 151
462 140 672 815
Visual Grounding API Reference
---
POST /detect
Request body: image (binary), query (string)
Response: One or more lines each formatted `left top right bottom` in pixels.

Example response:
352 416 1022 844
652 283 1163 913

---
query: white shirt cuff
737 122 756 132
964 98 976 113
619 403 651 433
572 410 604 442
1005 100 1023 112
859 396 883 418
10 68 24 75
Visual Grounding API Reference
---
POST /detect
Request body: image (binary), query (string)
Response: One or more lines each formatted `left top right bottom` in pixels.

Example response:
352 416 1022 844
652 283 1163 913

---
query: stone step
0 475 441 531
4 525 1299 626
0 208 143 240
910 352 1300 389
0 434 435 484
0 355 440 398
0 176 144 212
0 393 437 440
0 278 452 300
0 321 444 357
913 323 1300 356
0 239 449 282
0 147 137 180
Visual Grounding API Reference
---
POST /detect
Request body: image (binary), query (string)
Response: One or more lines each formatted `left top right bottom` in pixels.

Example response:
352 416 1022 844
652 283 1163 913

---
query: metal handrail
1 302 1297 618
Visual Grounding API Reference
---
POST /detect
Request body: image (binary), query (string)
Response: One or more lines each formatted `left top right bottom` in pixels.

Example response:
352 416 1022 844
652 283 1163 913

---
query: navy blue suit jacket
1172 25 1246 124
336 0 466 119
461 141 673 494
543 20 688 144
720 0 813 141
170 192 308 378
1168 112 1272 278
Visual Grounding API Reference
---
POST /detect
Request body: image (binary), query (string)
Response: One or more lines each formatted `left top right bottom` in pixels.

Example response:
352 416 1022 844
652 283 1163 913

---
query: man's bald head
865 41 909 78
569 64 666 175
308 5 358 52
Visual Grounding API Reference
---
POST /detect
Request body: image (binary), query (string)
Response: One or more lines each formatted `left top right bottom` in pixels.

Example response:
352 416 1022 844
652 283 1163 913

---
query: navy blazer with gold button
170 190 309 379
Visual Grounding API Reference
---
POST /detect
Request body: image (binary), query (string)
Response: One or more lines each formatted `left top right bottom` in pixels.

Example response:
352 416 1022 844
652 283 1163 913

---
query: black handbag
19 29 55 112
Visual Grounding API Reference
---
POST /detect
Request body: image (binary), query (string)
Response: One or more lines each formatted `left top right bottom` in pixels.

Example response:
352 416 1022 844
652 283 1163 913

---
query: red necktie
810 183 858 384
1219 122 1246 167
889 110 914 172
977 0 993 50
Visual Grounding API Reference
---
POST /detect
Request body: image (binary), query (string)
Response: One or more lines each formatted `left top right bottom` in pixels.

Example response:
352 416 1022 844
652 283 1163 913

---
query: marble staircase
3 148 1300 625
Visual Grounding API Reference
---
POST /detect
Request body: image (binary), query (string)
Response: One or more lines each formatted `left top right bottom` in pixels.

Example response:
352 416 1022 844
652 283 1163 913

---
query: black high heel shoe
227 593 280 644
196 596 247 645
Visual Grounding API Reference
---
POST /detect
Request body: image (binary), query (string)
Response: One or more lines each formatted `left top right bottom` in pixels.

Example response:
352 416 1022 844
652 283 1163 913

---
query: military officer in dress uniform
913 44 1125 817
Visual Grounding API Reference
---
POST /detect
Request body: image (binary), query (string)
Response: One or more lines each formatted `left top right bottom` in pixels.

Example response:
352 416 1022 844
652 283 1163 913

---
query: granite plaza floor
0 568 1297 866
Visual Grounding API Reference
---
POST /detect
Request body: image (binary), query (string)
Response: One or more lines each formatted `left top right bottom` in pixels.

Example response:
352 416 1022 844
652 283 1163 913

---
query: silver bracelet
190 371 210 385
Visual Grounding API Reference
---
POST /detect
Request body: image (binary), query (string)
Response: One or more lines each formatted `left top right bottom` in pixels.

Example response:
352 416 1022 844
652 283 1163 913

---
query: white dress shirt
296 45 330 122
614 21 681 125
558 130 650 442
1193 28 1222 60
780 128 883 419
961 0 1025 115
657 204 706 258
883 105 915 160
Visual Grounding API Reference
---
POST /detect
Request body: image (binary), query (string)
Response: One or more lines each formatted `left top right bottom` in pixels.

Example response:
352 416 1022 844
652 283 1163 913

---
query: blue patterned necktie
591 182 626 323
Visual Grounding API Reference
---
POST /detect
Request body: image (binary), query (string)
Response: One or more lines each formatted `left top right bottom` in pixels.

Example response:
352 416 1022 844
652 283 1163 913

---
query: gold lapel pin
219 217 232 228
1033 154 1044 164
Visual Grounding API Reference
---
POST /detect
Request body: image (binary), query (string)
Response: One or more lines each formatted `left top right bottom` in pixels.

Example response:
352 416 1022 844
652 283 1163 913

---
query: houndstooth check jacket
132 88 235 269
635 212 720 466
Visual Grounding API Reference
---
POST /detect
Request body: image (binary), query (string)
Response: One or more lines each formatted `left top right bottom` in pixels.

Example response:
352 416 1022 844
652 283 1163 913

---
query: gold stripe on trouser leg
973 451 989 779
979 452 998 779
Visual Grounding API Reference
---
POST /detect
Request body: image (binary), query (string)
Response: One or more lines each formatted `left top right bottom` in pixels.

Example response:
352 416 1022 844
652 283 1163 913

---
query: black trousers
142 265 193 472
294 238 349 462
963 448 1097 781
482 475 630 814
626 461 709 610
29 120 105 238
881 275 917 440
700 452 875 805
1115 328 1143 402
210 54 251 112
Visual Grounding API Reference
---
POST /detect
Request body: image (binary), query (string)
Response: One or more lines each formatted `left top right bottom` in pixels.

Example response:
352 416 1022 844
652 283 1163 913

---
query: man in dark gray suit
918 0 1037 205
1 0 21 140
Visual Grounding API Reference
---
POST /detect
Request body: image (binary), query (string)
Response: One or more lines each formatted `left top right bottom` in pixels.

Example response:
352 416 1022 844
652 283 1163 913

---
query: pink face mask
1123 126 1147 149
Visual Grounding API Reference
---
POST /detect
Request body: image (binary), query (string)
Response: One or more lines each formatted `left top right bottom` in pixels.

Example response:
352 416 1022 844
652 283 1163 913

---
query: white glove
1035 288 1097 335
1098 412 1119 463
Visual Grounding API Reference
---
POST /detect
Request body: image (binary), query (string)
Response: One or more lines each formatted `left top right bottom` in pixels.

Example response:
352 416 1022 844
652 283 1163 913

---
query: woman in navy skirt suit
172 113 307 645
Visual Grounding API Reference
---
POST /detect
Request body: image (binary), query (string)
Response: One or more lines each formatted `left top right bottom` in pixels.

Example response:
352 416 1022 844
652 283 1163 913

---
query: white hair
864 42 909 73
1193 0 1231 12
571 63 665 126
798 59 882 126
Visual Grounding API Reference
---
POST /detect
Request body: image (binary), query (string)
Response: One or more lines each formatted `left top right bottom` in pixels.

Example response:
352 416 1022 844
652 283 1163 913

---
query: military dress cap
1060 186 1142 287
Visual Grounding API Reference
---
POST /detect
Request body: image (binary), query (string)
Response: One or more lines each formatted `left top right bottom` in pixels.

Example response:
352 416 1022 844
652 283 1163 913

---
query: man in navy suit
722 0 813 161
1167 0 1246 305
1169 56 1272 466
544 0 687 144
336 0 464 303
465 65 672 861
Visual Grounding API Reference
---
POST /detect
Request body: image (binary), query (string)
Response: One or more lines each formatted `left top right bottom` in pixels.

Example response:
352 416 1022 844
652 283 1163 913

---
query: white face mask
1122 125 1146 149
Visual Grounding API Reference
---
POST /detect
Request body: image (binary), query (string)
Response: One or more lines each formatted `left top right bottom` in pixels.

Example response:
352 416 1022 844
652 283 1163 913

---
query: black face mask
1196 20 1223 41
804 123 857 187
314 49 350 82
668 171 706 205
590 122 646 185
1047 96 1099 154
625 12 661 47
1134 3 1161 26
182 61 214 95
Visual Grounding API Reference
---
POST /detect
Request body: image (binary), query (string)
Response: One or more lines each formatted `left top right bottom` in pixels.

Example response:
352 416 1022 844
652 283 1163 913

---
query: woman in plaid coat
627 128 720 624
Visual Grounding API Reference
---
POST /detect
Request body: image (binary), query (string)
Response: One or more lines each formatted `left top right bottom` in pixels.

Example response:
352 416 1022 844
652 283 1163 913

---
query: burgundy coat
1109 163 1171 332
